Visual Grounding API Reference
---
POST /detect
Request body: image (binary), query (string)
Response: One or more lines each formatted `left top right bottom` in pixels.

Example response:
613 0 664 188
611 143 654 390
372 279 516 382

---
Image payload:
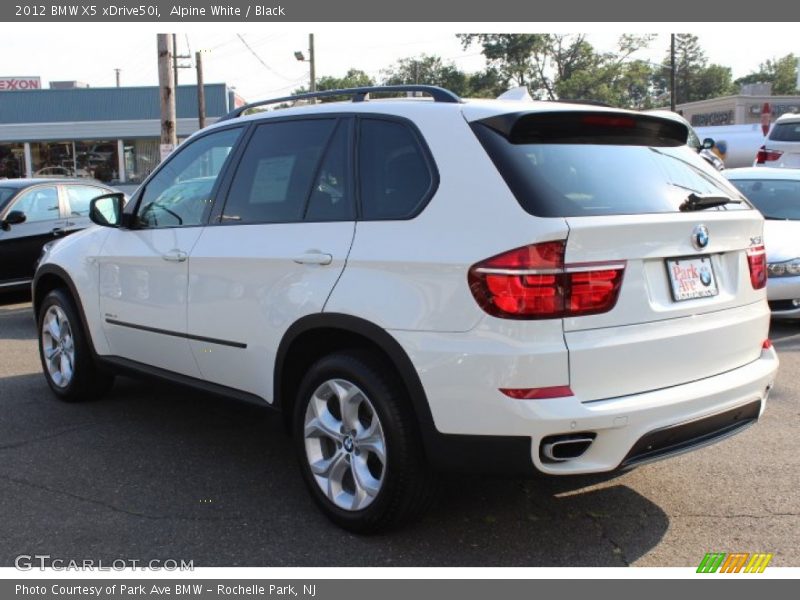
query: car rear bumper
394 326 778 475
767 276 800 317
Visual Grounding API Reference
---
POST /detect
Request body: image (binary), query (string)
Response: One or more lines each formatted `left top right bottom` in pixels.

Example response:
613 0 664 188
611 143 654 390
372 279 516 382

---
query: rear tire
38 289 114 402
293 350 437 533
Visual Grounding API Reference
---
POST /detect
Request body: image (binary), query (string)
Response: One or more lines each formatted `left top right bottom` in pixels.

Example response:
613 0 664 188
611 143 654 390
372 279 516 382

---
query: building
676 84 800 128
0 83 243 184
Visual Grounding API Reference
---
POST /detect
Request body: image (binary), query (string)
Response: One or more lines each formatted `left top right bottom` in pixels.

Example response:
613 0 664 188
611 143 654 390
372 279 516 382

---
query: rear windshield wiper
679 192 742 212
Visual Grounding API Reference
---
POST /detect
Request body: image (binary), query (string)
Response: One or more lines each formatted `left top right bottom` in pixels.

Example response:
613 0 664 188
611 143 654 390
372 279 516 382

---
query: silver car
725 167 800 317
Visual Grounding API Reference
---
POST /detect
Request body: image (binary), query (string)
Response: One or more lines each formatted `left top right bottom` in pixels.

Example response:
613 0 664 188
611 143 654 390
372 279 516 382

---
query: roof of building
0 84 234 124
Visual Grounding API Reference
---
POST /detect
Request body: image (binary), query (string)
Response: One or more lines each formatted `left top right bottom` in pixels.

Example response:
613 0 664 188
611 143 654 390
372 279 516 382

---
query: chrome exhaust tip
541 433 596 462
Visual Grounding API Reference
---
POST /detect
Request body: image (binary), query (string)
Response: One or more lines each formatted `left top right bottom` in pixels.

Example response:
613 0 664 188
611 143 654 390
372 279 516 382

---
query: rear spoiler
476 111 689 147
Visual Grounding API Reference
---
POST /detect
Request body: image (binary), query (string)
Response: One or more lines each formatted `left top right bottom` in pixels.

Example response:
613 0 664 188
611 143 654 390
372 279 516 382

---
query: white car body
34 90 778 492
725 166 800 318
754 113 800 169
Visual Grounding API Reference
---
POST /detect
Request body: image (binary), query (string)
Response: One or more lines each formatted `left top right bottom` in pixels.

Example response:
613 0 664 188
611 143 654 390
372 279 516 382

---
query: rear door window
64 184 108 217
768 121 800 142
358 118 435 220
472 112 751 217
222 119 340 224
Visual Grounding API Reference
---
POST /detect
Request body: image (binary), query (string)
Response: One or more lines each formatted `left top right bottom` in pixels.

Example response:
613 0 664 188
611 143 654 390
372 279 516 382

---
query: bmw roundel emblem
692 225 710 250
699 268 712 286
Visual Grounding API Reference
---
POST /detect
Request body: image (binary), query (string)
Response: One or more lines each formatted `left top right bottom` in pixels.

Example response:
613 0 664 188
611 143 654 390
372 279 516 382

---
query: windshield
472 122 750 217
0 187 16 209
727 178 800 220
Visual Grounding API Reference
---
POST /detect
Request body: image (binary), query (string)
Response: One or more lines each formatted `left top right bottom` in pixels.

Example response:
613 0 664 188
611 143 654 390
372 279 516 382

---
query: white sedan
725 167 800 318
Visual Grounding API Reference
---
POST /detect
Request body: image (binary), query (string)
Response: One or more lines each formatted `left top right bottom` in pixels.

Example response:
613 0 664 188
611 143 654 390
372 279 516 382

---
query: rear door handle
293 251 333 266
162 249 188 262
51 227 66 237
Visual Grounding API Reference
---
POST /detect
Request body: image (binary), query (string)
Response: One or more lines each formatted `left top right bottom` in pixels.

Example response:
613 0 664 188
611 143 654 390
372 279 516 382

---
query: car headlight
768 258 800 278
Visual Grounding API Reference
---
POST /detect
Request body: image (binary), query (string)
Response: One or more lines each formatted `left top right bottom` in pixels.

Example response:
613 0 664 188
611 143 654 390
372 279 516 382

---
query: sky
1 24 798 102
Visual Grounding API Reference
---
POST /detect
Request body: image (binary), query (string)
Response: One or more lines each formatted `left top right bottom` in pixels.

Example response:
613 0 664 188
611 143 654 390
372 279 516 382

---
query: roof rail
218 85 461 122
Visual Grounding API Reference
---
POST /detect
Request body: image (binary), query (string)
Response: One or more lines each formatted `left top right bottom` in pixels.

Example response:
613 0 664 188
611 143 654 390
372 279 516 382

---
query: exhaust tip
540 432 597 463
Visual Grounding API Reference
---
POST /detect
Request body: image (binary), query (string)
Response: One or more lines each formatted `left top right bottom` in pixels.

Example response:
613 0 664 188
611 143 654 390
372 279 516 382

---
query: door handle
51 227 66 237
162 249 188 262
293 251 333 266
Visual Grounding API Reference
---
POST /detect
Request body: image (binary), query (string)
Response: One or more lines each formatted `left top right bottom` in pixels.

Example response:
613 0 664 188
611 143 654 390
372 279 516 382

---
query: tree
459 33 657 106
293 68 375 101
735 54 799 95
655 34 734 104
457 34 546 89
380 55 470 96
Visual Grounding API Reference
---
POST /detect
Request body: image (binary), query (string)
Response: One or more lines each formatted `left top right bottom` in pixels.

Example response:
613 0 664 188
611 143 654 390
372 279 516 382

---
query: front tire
38 289 114 402
293 350 437 533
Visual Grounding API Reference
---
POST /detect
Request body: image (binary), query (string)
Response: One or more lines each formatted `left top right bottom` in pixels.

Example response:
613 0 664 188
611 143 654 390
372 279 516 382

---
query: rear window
769 121 800 142
727 178 800 220
472 112 750 217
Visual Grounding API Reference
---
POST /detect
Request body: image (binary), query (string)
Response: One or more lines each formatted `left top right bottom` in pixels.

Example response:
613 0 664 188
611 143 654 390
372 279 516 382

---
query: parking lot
0 297 798 567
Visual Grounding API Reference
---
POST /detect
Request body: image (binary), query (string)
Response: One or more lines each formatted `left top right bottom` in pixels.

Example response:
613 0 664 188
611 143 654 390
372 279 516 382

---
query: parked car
725 167 800 317
33 86 778 532
33 166 93 179
754 112 800 168
0 179 115 293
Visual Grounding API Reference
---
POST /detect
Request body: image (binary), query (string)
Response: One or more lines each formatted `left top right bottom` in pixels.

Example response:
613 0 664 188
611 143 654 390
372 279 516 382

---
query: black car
0 179 115 293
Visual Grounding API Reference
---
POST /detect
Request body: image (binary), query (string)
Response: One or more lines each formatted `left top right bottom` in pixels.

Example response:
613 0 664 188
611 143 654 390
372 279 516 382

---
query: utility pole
114 68 121 87
157 34 177 159
173 33 179 88
309 33 316 93
670 34 676 112
196 50 206 130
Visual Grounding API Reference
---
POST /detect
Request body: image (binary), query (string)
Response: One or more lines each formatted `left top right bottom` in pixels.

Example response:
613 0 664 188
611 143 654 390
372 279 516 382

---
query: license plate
666 256 719 301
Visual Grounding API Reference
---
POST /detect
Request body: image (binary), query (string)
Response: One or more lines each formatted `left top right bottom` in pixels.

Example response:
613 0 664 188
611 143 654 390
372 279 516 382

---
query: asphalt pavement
1 298 798 567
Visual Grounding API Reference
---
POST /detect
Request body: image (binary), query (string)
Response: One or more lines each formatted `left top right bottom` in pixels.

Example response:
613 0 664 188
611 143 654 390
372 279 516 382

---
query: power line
236 33 300 82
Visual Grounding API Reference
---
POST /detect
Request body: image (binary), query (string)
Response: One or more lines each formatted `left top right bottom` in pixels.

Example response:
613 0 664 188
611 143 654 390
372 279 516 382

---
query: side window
222 119 340 224
358 119 434 220
9 186 60 223
64 185 107 217
137 127 242 228
305 121 353 221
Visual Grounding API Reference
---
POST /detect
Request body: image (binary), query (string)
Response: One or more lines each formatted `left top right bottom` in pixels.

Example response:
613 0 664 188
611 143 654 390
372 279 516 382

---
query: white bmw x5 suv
33 86 778 532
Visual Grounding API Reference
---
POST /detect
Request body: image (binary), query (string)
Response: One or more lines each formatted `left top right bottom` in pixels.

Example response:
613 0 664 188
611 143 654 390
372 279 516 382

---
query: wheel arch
275 313 438 455
33 264 98 356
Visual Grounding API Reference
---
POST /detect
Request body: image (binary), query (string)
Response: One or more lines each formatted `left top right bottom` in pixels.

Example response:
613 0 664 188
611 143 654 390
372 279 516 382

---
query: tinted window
306 121 353 221
359 119 433 220
769 122 800 142
9 186 60 223
137 127 242 228
64 185 107 216
728 178 800 220
223 119 336 224
472 119 749 217
0 187 15 208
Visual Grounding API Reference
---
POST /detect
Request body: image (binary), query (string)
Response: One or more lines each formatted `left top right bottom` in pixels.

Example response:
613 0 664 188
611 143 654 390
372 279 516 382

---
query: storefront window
0 143 26 178
29 140 119 183
123 139 160 183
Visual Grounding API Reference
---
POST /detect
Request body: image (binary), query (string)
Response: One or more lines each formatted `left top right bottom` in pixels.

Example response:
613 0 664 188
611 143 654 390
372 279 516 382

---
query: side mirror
89 192 126 227
702 137 715 150
1 210 26 231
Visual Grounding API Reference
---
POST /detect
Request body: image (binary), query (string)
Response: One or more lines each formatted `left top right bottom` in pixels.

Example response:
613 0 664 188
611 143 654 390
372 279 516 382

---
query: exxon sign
0 77 42 91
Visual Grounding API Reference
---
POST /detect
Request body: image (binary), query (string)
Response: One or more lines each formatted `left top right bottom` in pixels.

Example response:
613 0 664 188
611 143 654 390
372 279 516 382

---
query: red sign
761 102 772 136
0 77 42 91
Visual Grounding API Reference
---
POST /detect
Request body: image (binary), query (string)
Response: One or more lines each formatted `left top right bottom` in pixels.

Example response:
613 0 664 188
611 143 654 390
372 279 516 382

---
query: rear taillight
747 245 767 290
755 145 783 164
468 240 625 319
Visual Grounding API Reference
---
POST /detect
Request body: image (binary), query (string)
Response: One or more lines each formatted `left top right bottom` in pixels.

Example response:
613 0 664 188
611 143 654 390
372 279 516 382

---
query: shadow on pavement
0 372 669 567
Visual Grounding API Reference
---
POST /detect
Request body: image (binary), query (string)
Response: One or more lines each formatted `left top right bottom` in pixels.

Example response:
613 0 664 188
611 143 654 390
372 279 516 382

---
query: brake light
468 241 625 319
755 145 783 164
581 115 636 128
747 245 767 290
